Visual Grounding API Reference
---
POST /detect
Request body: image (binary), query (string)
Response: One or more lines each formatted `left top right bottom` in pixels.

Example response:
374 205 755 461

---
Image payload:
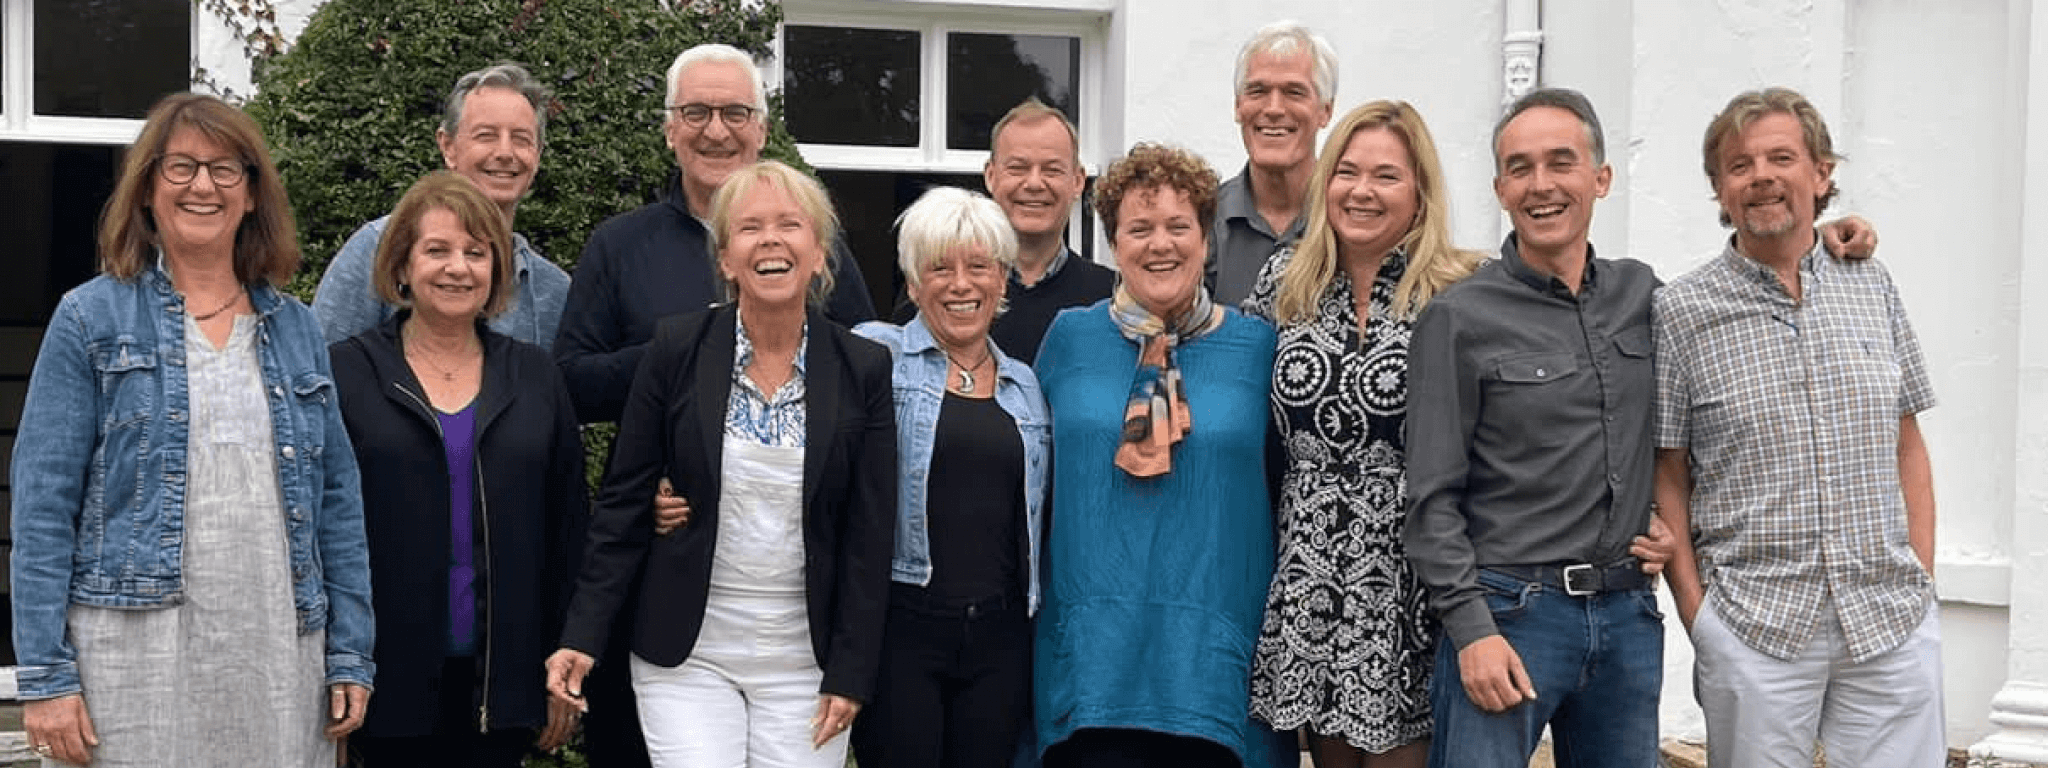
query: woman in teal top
1032 142 1291 768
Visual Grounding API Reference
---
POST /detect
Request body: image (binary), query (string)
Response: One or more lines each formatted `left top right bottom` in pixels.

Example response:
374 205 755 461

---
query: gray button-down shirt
1404 235 1659 649
1654 237 1936 663
1207 166 1305 306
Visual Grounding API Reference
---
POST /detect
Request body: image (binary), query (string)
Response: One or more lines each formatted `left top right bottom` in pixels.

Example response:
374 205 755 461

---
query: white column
1972 1 2048 765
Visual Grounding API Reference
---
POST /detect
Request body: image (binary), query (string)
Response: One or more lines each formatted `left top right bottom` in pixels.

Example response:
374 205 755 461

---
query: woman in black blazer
330 171 586 766
547 160 896 768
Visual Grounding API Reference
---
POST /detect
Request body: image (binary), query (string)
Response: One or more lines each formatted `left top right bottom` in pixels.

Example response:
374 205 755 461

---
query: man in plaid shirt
1652 87 1943 768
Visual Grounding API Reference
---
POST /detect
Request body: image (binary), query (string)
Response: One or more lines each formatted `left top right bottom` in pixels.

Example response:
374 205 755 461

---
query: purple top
436 402 479 656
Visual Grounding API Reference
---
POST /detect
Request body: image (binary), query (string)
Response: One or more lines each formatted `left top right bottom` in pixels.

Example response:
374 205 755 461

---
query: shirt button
1535 368 1547 377
1609 473 1622 483
1605 415 1615 423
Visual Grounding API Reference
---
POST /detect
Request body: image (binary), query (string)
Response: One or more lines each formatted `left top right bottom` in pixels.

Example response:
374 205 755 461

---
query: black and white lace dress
1242 249 1435 752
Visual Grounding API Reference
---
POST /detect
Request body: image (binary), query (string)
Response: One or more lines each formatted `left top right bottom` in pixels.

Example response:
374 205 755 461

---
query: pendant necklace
943 347 991 395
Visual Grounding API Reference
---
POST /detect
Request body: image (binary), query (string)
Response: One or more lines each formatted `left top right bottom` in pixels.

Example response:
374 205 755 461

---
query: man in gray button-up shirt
1205 21 1334 305
1404 88 1668 768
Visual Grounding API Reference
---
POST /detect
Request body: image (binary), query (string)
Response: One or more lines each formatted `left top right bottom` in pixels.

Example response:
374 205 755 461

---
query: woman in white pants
545 160 897 768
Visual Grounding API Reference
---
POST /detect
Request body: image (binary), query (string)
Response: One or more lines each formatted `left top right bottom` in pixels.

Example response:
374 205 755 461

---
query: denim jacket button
281 445 296 459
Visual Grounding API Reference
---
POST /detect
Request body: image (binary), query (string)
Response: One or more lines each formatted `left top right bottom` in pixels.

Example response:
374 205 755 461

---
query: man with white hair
555 43 874 423
551 42 875 768
1208 21 1336 305
313 63 571 346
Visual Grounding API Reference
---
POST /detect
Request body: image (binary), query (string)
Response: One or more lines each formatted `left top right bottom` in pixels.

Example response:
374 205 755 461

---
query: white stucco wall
231 0 2036 753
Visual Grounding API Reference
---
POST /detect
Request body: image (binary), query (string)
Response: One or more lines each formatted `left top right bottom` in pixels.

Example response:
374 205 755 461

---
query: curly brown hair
1092 142 1220 243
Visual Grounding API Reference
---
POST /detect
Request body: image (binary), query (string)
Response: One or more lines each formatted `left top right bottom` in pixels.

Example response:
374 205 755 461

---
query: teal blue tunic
1031 303 1292 768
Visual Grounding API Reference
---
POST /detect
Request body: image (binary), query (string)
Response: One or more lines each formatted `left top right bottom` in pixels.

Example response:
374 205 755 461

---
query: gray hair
440 63 552 144
665 43 768 114
1493 87 1606 169
895 186 1018 292
1234 21 1338 107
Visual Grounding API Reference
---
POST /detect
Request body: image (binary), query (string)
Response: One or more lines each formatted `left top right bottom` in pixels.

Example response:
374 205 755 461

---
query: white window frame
773 0 1111 177
0 0 201 145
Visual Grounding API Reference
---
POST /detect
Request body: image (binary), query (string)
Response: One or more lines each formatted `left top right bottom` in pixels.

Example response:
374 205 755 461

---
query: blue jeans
1428 568 1664 768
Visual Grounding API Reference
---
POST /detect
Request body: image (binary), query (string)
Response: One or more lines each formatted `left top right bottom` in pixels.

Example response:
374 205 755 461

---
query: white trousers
1692 597 1946 768
631 588 847 768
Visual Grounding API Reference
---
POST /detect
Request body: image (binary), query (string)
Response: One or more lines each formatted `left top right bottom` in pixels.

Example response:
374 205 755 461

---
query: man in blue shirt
312 63 571 346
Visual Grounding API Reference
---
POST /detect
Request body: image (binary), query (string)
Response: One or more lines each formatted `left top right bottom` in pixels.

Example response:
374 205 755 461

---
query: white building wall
236 0 2038 754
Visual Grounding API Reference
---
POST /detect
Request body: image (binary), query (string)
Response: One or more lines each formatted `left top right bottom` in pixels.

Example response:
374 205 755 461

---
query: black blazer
560 304 897 702
330 312 588 736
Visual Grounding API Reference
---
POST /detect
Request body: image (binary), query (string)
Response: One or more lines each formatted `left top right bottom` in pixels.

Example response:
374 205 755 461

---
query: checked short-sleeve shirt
1653 238 1935 663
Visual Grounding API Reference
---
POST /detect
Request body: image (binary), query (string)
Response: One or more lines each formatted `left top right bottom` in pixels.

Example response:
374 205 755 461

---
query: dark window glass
947 33 1080 151
816 169 1095 319
34 0 190 118
783 26 921 147
0 140 118 665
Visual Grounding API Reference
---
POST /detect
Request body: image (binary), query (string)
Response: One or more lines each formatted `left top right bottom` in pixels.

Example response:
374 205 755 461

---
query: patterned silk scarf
1108 284 1225 478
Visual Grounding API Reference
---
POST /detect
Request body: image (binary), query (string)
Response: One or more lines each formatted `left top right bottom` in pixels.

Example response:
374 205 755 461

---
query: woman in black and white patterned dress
1241 100 1481 768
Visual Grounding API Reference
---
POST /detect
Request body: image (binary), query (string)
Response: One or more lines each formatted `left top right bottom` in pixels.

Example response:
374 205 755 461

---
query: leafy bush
246 0 807 301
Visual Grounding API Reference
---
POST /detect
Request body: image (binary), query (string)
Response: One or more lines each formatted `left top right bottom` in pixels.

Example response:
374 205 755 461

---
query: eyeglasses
668 103 758 128
156 154 251 188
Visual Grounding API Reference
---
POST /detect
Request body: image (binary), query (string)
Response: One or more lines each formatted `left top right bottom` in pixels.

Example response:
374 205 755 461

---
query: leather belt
1486 559 1648 597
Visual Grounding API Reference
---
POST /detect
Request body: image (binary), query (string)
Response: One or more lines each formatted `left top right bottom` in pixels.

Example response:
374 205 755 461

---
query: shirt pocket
289 371 336 461
1485 351 1580 448
90 339 158 431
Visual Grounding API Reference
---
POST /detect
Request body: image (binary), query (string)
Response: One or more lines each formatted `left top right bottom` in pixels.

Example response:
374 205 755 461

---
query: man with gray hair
1207 20 1335 304
554 42 873 423
314 63 571 346
1653 87 1943 768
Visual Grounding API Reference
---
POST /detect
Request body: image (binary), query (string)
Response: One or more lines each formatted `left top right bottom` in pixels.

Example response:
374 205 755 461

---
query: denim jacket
854 317 1051 614
10 259 376 700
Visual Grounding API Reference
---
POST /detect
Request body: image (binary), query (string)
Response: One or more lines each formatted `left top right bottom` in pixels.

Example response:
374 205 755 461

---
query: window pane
815 170 982 316
35 0 190 118
784 26 921 147
947 33 1080 151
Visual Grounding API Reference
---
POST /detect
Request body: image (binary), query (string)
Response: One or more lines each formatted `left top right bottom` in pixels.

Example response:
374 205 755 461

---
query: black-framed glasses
668 103 759 128
156 154 251 188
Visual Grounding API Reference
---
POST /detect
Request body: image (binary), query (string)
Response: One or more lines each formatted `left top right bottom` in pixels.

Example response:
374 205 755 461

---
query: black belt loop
1485 558 1647 596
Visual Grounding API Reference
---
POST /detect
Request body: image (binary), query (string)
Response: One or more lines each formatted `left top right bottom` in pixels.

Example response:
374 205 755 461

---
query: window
775 2 1106 314
3 0 191 142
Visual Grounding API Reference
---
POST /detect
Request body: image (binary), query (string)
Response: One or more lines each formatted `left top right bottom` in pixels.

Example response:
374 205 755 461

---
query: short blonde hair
1273 100 1480 325
707 160 842 305
895 186 1017 291
374 171 518 319
97 93 300 285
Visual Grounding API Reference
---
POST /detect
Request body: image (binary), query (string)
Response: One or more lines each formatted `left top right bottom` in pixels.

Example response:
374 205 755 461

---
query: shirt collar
1719 230 1827 292
734 306 810 379
1499 232 1599 296
1013 248 1075 290
1218 164 1308 241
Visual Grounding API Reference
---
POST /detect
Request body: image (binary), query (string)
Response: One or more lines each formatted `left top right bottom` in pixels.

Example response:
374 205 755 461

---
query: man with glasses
548 43 874 768
313 63 571 346
554 42 873 424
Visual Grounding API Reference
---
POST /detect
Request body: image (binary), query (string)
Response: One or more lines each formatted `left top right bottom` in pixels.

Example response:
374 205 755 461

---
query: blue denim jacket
10 260 376 700
855 317 1050 614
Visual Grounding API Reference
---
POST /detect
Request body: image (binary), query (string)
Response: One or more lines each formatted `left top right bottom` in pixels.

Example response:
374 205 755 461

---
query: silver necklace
942 347 991 395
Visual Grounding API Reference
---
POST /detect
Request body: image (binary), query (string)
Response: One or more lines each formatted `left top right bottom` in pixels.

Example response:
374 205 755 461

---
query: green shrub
246 0 807 302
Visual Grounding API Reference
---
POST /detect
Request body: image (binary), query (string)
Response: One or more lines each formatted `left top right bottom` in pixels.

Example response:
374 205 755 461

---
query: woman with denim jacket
836 187 1050 768
9 93 374 767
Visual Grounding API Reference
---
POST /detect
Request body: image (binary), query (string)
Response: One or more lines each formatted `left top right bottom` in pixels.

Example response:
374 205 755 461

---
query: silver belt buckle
1562 563 1597 596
